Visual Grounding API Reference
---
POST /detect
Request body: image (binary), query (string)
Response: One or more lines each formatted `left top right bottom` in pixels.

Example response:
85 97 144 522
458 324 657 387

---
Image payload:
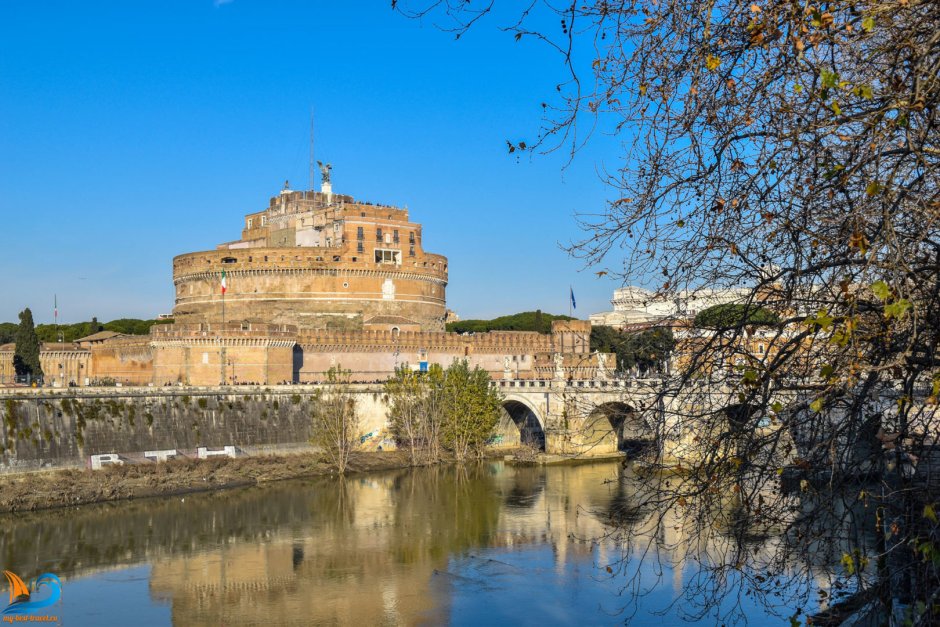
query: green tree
446 310 573 334
439 360 502 461
13 308 43 381
310 366 360 473
0 323 16 345
693 304 779 330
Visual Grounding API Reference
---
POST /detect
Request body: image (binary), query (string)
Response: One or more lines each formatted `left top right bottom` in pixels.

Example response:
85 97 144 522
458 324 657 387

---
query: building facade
2 181 606 387
589 286 750 327
172 182 448 333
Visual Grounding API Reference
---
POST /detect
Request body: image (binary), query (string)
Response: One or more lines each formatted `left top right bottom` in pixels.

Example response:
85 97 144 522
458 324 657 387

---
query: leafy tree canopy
446 310 573 334
692 304 779 330
0 323 17 345
1 318 175 343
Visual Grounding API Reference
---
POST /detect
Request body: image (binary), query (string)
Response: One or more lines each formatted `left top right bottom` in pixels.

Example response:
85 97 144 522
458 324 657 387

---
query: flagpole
221 271 226 385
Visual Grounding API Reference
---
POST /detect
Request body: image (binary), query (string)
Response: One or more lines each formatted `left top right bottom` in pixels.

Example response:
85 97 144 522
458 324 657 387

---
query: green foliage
25 317 172 343
103 318 172 335
693 304 779 329
590 326 675 371
386 360 503 463
446 310 573 334
439 360 503 461
0 323 17 345
13 308 43 380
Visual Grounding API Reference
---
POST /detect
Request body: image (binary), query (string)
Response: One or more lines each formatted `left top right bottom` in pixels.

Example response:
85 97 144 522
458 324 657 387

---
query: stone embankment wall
0 386 390 473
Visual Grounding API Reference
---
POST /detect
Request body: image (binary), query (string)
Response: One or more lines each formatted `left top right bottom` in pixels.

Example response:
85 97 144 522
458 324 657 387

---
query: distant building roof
364 316 418 325
40 342 86 352
74 330 125 344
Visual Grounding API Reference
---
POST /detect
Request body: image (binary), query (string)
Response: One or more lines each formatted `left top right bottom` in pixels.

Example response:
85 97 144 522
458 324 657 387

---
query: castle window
333 255 341 262
758 344 765 354
247 219 253 229
357 242 364 253
374 249 401 265
357 227 364 240
409 245 415 257
376 228 383 241
260 216 267 226
409 232 415 244
221 257 237 264
361 212 366 217
393 230 399 244
351 256 357 262
315 256 323 261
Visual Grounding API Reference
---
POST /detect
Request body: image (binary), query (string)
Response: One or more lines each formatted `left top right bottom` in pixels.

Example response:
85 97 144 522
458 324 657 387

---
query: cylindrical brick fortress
170 186 449 331
172 248 448 330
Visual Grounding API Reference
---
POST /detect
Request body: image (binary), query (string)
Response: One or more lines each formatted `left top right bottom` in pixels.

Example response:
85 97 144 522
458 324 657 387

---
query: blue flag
570 286 576 310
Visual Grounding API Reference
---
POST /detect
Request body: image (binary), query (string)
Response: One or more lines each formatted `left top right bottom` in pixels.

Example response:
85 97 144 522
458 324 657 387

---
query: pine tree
13 308 43 381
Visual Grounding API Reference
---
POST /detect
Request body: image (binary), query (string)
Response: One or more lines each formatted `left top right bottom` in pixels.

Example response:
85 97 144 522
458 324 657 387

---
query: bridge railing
490 377 665 390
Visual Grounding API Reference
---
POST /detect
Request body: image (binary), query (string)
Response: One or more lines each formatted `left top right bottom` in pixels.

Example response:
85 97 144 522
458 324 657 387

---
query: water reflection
0 461 829 625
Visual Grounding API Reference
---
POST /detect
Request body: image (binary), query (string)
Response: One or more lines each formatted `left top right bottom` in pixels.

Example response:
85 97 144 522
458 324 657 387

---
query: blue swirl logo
2 571 61 615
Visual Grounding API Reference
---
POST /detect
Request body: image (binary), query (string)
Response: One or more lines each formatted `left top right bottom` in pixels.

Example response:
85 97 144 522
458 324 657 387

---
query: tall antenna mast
309 107 315 192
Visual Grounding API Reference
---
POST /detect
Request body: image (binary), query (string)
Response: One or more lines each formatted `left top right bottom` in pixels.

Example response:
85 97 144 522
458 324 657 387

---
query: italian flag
220 271 227 295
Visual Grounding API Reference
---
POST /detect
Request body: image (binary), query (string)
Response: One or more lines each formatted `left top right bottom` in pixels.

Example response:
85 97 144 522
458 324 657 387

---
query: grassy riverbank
0 451 437 513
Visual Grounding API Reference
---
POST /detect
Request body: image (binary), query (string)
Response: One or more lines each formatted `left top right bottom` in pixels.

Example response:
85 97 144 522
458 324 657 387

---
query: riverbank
0 450 426 513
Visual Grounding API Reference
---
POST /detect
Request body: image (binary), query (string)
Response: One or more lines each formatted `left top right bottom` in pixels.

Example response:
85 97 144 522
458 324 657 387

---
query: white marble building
589 286 749 327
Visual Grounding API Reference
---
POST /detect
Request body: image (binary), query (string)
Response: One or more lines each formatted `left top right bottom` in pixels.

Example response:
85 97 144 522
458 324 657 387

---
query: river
0 460 823 626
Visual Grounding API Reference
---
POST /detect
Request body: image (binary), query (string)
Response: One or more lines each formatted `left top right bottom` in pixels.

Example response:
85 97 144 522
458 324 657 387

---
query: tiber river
1 460 824 626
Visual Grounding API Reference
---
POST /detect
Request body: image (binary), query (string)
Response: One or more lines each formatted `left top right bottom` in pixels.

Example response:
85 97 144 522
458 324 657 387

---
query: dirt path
0 451 422 513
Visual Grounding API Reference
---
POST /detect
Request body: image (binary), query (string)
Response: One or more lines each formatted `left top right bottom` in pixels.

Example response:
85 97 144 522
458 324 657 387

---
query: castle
1 177 600 387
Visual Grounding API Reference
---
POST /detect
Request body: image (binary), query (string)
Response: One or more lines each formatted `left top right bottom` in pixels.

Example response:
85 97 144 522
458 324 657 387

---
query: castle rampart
172 185 449 332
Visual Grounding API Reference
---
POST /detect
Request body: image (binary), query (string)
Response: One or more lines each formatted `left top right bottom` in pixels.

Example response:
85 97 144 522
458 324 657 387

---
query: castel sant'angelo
2 168 601 387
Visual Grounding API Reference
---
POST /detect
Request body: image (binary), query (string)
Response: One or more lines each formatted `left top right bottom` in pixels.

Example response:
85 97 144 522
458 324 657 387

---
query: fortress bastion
172 182 448 332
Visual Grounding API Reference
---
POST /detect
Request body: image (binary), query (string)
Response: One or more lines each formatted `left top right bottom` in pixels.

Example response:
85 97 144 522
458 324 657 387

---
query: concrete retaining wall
0 385 392 472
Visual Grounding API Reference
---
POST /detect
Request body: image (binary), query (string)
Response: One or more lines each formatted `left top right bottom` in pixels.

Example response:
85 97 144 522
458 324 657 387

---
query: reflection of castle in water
144 463 628 626
0 462 875 624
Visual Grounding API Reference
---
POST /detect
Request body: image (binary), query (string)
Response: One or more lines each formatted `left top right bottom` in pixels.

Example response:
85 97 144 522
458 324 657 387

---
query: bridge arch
582 401 654 455
496 397 546 451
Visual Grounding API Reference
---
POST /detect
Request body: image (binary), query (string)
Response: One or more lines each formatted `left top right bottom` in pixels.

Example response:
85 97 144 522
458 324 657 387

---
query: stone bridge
490 378 669 457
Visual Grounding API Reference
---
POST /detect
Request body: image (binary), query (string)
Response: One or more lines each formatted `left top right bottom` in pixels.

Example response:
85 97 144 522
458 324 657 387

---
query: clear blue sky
0 0 627 325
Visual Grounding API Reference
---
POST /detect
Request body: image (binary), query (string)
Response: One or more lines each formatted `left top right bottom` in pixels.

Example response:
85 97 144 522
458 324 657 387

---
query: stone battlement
298 329 554 353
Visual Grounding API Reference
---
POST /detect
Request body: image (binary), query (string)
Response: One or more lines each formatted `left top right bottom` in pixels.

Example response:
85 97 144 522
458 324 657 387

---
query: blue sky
0 0 627 324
